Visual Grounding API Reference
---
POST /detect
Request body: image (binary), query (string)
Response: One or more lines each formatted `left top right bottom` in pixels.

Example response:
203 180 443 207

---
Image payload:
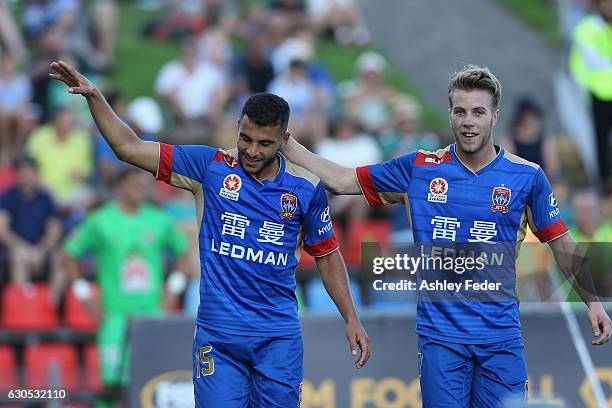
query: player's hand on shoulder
346 319 371 368
49 60 96 97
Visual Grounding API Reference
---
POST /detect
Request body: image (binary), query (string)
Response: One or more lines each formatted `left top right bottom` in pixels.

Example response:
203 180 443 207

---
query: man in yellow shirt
26 105 92 204
569 0 612 188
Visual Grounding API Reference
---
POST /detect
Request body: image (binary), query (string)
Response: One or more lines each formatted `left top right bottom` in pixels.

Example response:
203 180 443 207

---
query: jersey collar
248 153 287 187
450 144 504 177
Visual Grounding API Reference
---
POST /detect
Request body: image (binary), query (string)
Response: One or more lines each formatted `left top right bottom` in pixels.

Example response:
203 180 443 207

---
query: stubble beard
453 122 493 157
239 148 280 177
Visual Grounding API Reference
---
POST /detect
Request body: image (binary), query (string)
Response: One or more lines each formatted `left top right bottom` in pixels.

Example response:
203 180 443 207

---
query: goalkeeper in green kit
64 167 190 408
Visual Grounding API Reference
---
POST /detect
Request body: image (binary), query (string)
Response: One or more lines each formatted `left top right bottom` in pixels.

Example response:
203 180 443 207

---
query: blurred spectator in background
0 53 34 165
92 0 118 68
143 0 206 42
270 26 337 103
194 25 233 74
268 58 329 145
269 0 307 25
306 0 370 45
26 105 93 205
155 37 227 144
502 97 561 178
202 0 239 33
22 0 79 42
64 167 189 407
345 51 401 134
0 156 64 301
271 25 315 75
315 117 382 225
570 188 604 241
0 0 28 63
316 116 382 167
378 96 439 160
28 26 79 121
568 189 612 298
232 28 275 98
23 0 111 72
593 190 612 241
569 0 612 190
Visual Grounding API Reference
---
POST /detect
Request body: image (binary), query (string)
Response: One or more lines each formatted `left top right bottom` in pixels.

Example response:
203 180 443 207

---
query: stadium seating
84 343 102 392
0 345 18 389
345 220 392 267
1 283 59 330
64 284 100 332
24 343 80 390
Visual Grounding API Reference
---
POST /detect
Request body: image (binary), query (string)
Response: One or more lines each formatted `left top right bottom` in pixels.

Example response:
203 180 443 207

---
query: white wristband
167 271 187 295
72 278 93 300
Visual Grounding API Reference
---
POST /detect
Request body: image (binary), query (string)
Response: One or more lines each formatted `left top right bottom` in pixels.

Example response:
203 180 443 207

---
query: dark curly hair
241 93 290 134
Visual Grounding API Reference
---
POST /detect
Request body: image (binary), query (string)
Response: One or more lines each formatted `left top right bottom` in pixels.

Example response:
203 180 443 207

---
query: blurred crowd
0 0 610 323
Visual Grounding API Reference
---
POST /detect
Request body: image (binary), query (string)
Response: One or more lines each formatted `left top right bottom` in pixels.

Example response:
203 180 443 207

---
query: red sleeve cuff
304 235 339 257
156 143 173 183
533 219 569 242
356 166 383 206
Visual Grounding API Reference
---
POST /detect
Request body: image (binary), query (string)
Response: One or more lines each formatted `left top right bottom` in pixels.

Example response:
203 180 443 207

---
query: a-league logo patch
220 174 242 201
491 186 511 213
280 193 298 220
427 177 448 203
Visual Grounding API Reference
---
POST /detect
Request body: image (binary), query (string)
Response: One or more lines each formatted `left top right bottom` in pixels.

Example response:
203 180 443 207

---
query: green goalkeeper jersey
65 202 188 314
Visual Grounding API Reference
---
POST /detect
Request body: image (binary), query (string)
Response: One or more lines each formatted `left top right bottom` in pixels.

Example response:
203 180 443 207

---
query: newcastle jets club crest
491 186 511 214
280 193 298 220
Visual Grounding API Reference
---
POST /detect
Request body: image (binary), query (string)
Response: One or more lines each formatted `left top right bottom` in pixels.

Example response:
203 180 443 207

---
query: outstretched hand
49 60 96 97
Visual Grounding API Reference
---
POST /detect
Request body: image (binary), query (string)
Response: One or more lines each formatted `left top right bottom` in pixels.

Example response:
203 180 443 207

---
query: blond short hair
448 65 502 110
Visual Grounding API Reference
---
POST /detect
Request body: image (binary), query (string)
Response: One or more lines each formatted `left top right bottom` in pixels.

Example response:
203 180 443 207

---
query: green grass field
493 0 561 47
110 5 181 99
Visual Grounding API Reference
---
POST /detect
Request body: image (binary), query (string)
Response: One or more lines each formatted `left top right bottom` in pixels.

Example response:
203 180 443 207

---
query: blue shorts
418 335 528 408
192 325 303 408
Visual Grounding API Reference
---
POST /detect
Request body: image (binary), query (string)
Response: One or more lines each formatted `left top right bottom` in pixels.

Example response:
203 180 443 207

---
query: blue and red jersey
357 144 568 343
156 143 338 336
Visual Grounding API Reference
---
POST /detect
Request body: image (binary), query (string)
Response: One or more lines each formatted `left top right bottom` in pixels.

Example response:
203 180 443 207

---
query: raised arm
548 233 611 345
282 136 361 195
49 61 159 174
